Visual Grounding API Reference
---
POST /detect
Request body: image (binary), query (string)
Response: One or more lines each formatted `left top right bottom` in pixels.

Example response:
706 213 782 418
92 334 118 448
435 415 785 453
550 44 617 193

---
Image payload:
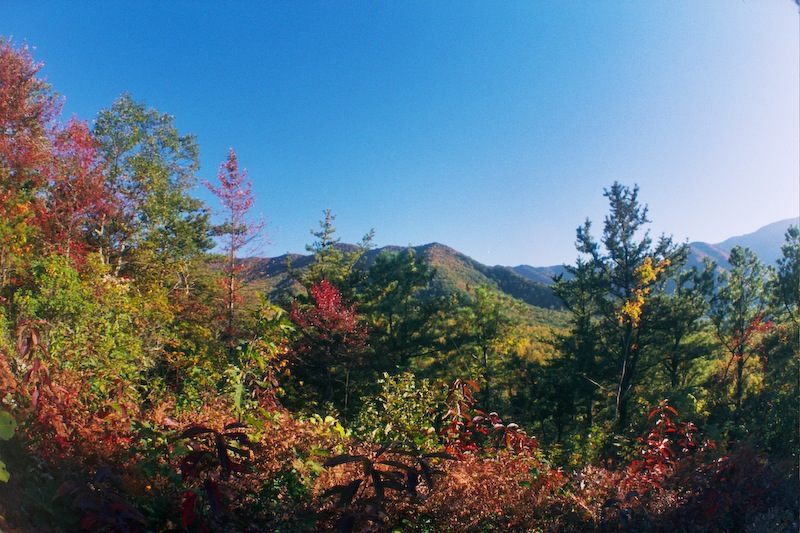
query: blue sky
3 1 798 266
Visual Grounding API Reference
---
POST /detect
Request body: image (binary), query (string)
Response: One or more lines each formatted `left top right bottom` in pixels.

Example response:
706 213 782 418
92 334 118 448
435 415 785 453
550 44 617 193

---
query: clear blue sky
3 1 798 266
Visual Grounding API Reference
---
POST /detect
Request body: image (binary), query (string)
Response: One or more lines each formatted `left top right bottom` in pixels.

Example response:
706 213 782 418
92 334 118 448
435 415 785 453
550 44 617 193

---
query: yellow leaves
637 256 669 286
617 257 670 327
619 297 645 327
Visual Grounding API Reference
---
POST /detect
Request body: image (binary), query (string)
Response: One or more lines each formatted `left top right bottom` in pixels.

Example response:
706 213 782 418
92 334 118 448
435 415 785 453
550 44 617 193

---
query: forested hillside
235 241 564 312
0 39 797 532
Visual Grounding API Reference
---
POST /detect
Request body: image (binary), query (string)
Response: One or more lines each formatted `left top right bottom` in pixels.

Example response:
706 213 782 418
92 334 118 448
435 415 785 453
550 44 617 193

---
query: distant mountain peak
512 217 799 285
711 217 799 265
715 218 798 246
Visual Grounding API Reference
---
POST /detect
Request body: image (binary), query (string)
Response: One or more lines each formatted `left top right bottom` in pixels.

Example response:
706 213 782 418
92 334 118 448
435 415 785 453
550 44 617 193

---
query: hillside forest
0 38 798 532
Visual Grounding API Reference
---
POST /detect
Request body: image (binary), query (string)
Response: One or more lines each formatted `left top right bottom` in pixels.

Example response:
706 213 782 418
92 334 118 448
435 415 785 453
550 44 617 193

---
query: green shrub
356 372 444 450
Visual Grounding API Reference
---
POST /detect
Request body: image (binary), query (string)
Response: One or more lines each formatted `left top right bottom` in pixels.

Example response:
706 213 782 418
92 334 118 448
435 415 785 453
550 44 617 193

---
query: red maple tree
0 39 62 284
38 118 110 265
290 279 367 409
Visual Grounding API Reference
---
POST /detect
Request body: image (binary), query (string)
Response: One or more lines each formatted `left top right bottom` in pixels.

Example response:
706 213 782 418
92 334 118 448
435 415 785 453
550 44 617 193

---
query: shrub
356 372 444 450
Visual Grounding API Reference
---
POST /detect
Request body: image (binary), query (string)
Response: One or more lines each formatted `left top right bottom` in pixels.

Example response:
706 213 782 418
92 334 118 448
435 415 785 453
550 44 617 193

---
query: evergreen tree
290 209 373 302
772 225 800 329
437 285 518 410
360 248 437 367
554 183 687 432
552 257 606 432
752 225 800 456
645 262 715 396
708 246 769 410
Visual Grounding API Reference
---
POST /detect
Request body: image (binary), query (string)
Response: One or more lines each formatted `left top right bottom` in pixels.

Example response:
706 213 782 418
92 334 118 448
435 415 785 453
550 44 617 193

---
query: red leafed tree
38 118 110 265
203 148 263 349
0 38 61 285
289 279 367 411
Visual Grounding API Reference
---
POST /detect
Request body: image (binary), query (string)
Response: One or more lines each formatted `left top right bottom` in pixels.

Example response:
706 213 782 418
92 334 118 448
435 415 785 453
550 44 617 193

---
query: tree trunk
615 323 636 431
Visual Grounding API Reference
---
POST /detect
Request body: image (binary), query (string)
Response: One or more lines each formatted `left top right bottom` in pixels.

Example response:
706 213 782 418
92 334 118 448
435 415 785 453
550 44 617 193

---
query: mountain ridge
236 218 797 307
237 241 563 310
512 217 799 285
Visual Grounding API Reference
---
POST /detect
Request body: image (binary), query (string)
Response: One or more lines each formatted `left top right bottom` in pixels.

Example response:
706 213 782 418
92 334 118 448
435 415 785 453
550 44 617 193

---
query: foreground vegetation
0 38 797 531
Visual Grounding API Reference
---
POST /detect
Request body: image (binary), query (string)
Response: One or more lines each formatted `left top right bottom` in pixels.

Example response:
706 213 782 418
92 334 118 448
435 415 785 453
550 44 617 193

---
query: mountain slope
234 218 797 308
683 217 798 271
415 243 563 309
511 264 569 285
713 218 798 266
234 242 563 310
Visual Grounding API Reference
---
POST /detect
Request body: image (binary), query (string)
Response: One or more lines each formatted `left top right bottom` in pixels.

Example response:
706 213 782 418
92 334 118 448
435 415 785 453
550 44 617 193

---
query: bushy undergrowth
1 346 797 533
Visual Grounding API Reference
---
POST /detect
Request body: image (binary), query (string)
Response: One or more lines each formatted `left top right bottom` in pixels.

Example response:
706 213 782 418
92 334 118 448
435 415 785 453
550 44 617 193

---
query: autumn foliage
0 37 797 532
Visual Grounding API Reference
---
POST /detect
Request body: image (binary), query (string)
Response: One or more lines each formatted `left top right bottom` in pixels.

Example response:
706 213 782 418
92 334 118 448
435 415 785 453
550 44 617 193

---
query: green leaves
0 411 15 440
0 411 16 483
93 93 211 280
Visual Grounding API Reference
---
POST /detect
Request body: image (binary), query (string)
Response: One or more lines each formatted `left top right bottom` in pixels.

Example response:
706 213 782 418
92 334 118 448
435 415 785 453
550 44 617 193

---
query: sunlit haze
4 1 798 266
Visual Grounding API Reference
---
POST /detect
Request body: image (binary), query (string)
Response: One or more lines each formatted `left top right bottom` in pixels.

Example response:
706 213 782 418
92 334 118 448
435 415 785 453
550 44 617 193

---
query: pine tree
708 246 769 410
555 183 686 431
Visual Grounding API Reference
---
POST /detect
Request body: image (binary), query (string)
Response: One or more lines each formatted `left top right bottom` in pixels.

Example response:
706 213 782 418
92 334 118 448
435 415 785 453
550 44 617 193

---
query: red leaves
286 267 368 410
642 400 703 465
14 319 77 451
289 279 368 375
441 379 539 459
440 378 480 458
204 149 254 229
0 41 116 270
203 147 262 257
203 148 264 345
622 399 716 506
292 279 363 337
648 402 677 420
472 411 539 456
0 39 61 189
181 491 198 528
16 319 44 360
38 118 110 264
